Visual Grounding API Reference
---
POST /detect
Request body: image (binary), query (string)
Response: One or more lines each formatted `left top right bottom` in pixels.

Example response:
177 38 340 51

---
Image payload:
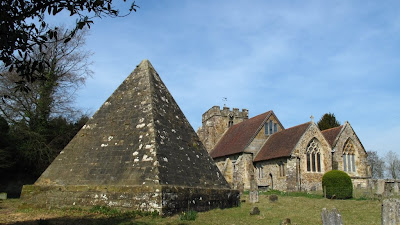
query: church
197 106 371 191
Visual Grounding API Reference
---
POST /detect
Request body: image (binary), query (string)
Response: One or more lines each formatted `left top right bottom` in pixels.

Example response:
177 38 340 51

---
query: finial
310 115 314 122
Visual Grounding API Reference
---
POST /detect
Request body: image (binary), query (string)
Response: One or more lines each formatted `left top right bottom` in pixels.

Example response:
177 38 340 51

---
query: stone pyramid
21 60 239 215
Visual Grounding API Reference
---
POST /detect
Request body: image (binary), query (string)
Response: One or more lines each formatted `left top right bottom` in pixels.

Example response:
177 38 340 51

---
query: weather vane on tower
222 97 227 107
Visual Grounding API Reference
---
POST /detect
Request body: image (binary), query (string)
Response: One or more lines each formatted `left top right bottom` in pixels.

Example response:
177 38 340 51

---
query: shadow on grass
4 216 151 225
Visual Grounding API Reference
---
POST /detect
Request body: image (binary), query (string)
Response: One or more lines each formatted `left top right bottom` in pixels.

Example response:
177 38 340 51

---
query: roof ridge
321 125 343 133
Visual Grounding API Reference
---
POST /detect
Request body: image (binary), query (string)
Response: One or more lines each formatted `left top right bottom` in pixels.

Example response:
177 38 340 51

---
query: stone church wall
254 158 288 191
332 124 370 179
291 123 332 191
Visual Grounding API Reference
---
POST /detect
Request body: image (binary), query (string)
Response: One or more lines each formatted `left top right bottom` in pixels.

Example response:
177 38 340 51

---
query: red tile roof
321 125 343 147
254 122 311 162
210 111 272 159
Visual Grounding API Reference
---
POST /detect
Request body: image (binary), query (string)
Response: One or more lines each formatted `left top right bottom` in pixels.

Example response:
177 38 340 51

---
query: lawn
0 192 381 225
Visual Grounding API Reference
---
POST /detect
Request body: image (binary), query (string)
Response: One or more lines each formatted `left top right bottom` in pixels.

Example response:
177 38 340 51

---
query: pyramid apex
138 59 153 69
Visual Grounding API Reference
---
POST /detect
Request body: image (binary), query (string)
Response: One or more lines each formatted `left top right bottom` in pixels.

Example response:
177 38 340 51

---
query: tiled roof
321 125 343 147
210 111 272 159
254 122 311 162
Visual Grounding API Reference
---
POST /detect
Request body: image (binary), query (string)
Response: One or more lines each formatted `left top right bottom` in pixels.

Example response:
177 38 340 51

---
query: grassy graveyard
0 190 381 225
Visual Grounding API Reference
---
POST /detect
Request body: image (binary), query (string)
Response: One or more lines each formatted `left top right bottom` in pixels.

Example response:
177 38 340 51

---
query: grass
0 193 382 225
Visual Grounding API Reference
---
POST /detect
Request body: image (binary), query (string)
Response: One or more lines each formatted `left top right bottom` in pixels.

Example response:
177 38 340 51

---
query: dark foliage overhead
317 113 340 131
0 0 138 91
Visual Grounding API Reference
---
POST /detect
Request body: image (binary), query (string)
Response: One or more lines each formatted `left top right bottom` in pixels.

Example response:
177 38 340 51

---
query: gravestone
21 60 239 216
249 206 260 215
281 218 291 225
0 193 7 200
382 198 400 225
321 208 343 225
376 180 385 195
249 175 259 203
269 194 278 202
393 182 399 194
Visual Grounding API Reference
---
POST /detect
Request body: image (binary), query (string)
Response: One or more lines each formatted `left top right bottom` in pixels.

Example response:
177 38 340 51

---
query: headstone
269 194 278 202
393 182 399 194
281 218 291 225
249 206 260 215
20 60 239 216
0 193 7 200
249 175 259 203
382 198 400 225
376 179 385 195
321 208 343 225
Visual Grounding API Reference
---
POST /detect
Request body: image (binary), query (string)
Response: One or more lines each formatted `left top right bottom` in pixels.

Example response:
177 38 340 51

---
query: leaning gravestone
382 198 400 225
20 60 239 216
321 208 343 225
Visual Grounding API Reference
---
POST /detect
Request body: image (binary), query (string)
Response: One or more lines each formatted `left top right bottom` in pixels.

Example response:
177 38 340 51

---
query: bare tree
0 28 92 126
385 151 400 179
367 150 384 179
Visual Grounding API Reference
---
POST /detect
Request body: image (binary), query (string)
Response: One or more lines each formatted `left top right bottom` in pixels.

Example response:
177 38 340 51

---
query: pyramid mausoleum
21 60 239 215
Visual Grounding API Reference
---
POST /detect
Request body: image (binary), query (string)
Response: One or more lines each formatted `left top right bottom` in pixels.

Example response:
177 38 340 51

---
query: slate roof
210 111 272 159
321 125 344 147
36 59 229 189
254 122 311 162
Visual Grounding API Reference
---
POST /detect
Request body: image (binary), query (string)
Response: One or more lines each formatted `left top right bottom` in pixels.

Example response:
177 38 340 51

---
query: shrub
179 210 198 221
322 170 353 199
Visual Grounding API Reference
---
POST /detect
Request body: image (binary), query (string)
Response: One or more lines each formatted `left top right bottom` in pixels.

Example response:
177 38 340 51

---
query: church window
257 165 264 179
279 162 285 177
269 120 273 134
343 139 356 172
306 138 322 172
265 122 268 135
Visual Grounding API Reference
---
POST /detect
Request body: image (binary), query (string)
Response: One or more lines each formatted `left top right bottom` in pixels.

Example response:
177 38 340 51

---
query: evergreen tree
317 113 341 131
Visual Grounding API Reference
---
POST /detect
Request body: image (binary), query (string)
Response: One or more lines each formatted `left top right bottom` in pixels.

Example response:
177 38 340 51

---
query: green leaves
0 0 138 90
317 113 340 131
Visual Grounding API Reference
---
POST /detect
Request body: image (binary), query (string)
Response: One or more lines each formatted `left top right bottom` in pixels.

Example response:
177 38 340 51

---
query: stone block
0 192 7 200
321 208 343 225
393 182 399 194
376 179 385 195
382 198 400 225
249 190 259 203
281 218 291 225
249 206 260 215
269 194 278 202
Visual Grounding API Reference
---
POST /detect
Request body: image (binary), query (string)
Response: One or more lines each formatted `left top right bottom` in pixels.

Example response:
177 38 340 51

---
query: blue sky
54 1 400 157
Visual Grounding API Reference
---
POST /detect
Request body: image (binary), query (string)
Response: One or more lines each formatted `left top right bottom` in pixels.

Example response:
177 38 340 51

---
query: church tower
197 106 248 152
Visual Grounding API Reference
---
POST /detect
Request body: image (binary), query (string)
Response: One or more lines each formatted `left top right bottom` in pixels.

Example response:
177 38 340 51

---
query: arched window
343 139 356 172
306 138 322 172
